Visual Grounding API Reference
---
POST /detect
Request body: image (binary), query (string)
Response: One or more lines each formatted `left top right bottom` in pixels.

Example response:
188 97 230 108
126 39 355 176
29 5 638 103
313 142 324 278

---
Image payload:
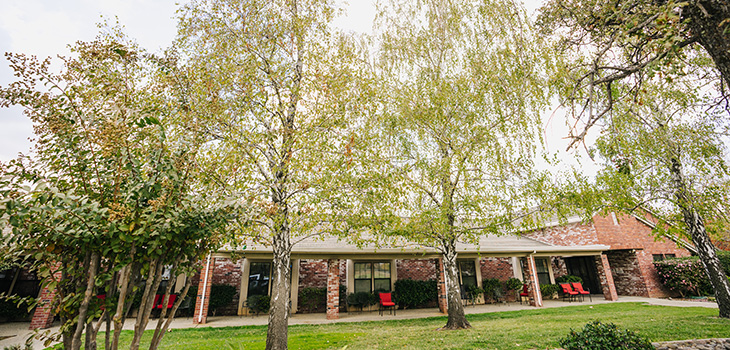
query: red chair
571 282 592 302
559 283 579 302
154 294 178 309
519 284 529 304
378 292 396 316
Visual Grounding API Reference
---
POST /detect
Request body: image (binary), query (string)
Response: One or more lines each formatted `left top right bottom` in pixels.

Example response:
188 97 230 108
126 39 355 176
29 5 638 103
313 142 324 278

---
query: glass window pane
373 262 390 279
535 258 549 273
248 262 271 297
354 263 371 279
354 279 371 293
459 261 476 277
462 275 477 289
374 278 391 292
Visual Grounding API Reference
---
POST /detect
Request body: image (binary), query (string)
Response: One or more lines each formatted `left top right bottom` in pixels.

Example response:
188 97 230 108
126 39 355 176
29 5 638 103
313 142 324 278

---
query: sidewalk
0 296 718 349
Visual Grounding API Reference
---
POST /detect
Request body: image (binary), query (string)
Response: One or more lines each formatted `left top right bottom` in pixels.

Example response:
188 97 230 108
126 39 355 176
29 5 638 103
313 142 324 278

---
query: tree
589 71 730 318
538 0 730 146
0 32 231 349
538 0 730 318
370 0 550 329
175 0 360 348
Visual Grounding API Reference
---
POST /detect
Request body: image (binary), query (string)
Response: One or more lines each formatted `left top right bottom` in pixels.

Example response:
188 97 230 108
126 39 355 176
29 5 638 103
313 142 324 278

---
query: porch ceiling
217 234 610 260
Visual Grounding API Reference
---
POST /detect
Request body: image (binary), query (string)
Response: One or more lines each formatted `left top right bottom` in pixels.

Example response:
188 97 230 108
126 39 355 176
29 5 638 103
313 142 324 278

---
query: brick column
326 259 340 320
194 255 216 324
596 254 618 301
437 258 447 313
30 263 62 330
524 255 543 307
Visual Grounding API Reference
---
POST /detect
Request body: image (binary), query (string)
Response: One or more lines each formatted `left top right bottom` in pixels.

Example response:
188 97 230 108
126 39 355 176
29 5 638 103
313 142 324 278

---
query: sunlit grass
91 303 730 350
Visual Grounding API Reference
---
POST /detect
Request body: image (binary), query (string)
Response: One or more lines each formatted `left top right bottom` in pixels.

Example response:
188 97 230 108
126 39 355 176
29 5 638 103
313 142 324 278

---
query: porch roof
218 234 610 260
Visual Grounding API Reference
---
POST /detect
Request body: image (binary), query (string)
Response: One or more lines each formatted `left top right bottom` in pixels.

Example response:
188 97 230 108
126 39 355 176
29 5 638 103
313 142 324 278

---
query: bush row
654 251 730 298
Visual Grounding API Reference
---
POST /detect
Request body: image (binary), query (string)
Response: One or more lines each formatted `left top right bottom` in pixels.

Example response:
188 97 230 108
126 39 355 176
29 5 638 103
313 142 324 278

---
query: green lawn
103 303 730 350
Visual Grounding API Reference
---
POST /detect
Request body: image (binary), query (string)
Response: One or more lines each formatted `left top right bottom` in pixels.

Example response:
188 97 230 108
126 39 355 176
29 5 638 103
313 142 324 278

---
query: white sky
0 0 592 173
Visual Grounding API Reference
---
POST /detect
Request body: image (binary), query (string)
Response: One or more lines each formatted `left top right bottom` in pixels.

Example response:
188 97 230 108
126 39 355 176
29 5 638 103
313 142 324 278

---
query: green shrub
346 292 376 309
654 257 713 297
540 284 559 298
393 279 437 309
481 278 501 298
209 284 237 315
299 287 326 313
718 251 730 276
555 275 583 284
0 298 29 320
246 294 270 315
505 277 523 291
559 321 653 350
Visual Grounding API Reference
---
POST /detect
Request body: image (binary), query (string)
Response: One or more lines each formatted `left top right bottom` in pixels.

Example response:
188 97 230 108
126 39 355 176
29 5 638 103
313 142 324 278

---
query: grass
80 303 730 349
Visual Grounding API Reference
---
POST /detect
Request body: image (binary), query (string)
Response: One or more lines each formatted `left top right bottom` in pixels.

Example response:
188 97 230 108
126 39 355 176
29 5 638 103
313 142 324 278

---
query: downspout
528 253 543 307
198 254 212 324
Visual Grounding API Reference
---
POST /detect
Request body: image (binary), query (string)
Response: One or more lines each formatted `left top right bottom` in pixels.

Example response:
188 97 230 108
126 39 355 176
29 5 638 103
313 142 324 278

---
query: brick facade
436 258 447 313
326 259 340 320
396 259 437 281
479 257 513 281
596 254 618 301
193 257 215 324
606 250 649 297
29 263 62 329
526 222 599 246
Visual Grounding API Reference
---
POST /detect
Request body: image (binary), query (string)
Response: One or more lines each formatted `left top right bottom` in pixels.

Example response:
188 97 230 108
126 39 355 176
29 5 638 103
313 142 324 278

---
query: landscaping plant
560 321 653 350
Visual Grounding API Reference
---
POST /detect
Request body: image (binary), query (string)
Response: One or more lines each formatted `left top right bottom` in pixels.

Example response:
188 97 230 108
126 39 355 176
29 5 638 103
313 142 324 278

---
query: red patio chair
519 284 529 304
559 283 579 302
378 292 396 316
571 282 592 302
154 294 178 309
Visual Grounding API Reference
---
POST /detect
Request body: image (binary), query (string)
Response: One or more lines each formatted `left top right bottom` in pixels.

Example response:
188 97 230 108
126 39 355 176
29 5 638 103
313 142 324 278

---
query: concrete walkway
0 296 718 349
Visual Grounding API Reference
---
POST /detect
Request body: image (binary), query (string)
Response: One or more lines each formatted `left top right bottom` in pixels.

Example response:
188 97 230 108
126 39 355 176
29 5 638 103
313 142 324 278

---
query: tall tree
538 0 730 318
175 0 359 348
589 71 730 318
371 0 550 329
0 32 231 349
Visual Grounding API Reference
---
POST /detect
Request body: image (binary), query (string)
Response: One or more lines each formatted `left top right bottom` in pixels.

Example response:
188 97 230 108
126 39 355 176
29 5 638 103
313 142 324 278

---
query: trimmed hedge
393 279 437 309
540 284 560 298
299 287 326 313
555 275 583 284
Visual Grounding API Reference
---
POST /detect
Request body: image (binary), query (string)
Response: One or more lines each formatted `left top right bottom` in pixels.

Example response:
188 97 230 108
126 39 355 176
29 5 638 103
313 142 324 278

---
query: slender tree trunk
112 263 133 350
149 278 193 350
441 239 471 329
149 262 178 349
265 219 292 350
72 252 100 350
130 259 164 350
670 157 730 318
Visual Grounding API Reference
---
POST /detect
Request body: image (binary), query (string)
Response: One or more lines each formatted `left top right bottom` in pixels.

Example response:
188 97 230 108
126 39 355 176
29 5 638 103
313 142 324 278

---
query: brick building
27 212 692 327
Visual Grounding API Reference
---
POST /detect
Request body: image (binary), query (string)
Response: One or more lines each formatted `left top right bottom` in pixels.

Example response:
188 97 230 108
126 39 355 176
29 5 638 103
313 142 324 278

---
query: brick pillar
436 258 447 313
596 254 618 301
326 259 340 320
194 255 216 324
29 263 62 330
524 255 543 307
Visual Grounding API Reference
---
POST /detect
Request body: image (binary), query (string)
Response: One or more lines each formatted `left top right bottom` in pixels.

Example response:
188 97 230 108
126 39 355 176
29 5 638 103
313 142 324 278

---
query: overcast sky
0 0 584 170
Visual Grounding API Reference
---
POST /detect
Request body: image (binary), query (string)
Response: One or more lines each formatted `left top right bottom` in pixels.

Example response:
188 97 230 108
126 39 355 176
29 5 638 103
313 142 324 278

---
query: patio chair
559 283 579 302
571 282 592 302
492 288 505 305
378 292 396 316
519 284 529 304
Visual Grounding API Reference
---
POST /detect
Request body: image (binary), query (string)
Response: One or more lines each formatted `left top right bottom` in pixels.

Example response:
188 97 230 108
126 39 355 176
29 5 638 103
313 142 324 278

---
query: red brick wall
594 213 690 298
551 257 568 279
299 259 328 290
209 258 243 315
606 250 649 297
397 259 438 281
479 257 514 281
525 222 600 246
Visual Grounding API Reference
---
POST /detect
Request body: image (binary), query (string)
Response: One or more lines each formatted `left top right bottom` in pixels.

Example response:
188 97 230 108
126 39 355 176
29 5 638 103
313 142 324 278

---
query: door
564 257 601 294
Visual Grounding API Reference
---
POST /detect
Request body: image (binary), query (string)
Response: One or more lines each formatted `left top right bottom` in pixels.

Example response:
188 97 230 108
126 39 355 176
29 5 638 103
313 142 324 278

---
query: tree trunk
670 157 730 318
72 252 99 350
130 259 164 350
441 239 471 330
111 263 132 350
149 277 193 350
685 0 730 89
265 226 292 350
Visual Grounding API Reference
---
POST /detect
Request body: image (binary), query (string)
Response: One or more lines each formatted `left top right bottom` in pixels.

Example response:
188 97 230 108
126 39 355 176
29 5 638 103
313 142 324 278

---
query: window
458 260 477 290
653 254 676 262
354 262 391 293
248 262 272 297
535 258 551 285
